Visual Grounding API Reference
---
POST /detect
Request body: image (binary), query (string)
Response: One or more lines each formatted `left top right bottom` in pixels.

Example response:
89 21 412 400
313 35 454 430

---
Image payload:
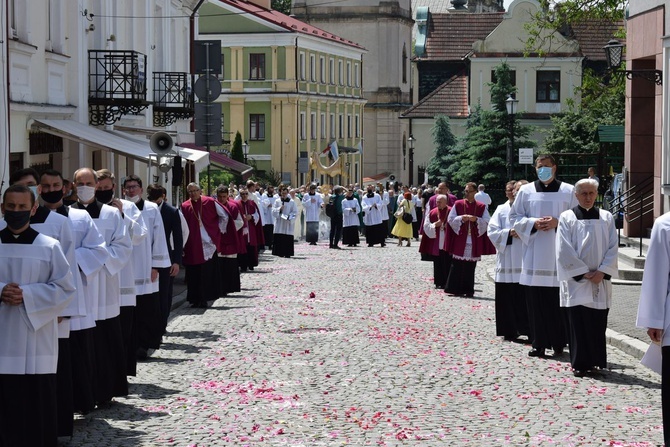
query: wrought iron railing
605 175 654 256
153 72 194 127
88 50 150 125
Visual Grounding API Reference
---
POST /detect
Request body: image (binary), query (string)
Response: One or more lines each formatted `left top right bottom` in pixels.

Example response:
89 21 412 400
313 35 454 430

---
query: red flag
322 143 331 154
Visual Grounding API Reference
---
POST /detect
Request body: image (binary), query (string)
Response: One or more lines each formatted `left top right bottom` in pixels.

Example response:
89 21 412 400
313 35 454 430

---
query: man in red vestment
181 182 224 308
445 182 492 297
423 194 452 289
236 188 261 271
215 186 242 296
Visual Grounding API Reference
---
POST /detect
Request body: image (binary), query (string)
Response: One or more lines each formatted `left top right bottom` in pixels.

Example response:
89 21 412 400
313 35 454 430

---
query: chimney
246 0 272 10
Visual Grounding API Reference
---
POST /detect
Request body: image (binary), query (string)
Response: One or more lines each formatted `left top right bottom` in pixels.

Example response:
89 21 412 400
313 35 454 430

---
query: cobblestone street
67 242 663 446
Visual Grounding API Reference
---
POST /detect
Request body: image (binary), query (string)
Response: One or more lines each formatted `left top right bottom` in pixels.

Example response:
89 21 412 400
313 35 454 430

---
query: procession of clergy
0 153 631 446
421 155 619 381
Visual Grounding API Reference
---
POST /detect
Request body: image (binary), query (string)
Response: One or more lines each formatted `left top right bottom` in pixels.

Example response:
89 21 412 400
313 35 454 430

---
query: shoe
381 243 386 247
503 335 518 342
553 347 565 356
136 347 148 360
528 348 547 358
406 242 411 247
248 266 254 271
572 369 586 378
146 348 156 358
309 242 317 245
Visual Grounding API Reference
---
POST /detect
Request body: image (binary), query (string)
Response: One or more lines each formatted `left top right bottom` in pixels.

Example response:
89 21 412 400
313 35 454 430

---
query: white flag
330 140 339 160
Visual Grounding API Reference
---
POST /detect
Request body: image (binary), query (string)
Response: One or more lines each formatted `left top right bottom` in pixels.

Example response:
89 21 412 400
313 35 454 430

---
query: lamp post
603 39 663 85
242 140 249 164
505 94 518 181
407 134 415 185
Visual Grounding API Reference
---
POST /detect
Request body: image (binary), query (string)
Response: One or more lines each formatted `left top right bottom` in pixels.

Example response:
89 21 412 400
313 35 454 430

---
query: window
320 57 325 83
218 55 225 81
346 61 351 86
338 60 343 86
330 113 335 138
310 55 316 82
354 63 360 87
300 112 306 140
355 114 360 138
310 113 316 139
249 114 265 140
249 54 265 80
347 114 352 138
299 52 306 81
536 71 560 103
338 114 344 138
320 113 326 138
329 58 335 85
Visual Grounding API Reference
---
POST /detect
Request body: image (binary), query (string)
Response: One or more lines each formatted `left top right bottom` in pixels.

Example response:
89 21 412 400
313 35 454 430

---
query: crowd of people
0 156 650 446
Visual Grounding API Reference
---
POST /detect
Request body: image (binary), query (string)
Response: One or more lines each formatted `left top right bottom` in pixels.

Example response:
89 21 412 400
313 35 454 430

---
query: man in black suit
147 184 183 336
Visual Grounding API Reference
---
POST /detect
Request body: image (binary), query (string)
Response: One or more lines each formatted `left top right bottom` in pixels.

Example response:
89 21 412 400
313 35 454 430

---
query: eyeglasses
125 184 140 190
187 189 199 194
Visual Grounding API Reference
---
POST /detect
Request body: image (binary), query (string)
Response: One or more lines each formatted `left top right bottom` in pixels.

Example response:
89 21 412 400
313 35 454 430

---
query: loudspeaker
150 132 174 155
171 155 183 187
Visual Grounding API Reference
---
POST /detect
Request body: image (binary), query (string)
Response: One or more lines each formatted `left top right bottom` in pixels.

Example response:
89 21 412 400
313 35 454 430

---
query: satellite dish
150 132 174 155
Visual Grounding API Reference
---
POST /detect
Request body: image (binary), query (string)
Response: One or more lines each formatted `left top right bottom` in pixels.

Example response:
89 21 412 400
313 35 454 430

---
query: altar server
215 186 243 295
557 178 618 377
361 185 386 247
272 186 298 258
39 169 108 417
236 188 262 271
302 183 323 245
71 168 132 404
487 180 529 342
0 184 75 447
510 155 577 358
122 175 171 360
423 194 452 289
341 188 361 247
261 185 277 250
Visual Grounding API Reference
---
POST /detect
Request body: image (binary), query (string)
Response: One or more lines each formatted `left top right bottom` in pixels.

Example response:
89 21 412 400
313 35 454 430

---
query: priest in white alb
0 184 75 447
556 178 618 377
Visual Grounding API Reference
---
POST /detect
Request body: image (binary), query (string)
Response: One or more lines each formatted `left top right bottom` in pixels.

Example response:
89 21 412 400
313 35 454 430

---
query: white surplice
119 199 148 306
341 197 361 227
487 201 523 283
94 204 133 320
68 208 109 332
637 212 670 346
272 198 297 235
509 181 577 287
302 193 324 222
135 200 171 295
361 193 383 226
556 208 618 309
261 193 278 226
0 232 75 374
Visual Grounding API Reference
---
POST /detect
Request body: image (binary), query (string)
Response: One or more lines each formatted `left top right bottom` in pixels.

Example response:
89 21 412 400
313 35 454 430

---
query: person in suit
147 184 183 335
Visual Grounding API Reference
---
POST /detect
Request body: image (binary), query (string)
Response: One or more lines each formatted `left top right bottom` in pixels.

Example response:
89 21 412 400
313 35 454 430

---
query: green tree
231 131 244 163
449 63 535 192
271 0 292 15
425 115 458 184
544 68 624 154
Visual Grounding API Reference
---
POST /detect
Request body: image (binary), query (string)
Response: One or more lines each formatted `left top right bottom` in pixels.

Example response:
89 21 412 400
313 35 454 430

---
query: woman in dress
392 192 414 247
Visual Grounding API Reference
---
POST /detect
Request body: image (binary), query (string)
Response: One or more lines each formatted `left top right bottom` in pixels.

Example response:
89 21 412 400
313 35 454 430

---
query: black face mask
40 189 64 204
4 210 31 230
95 189 114 204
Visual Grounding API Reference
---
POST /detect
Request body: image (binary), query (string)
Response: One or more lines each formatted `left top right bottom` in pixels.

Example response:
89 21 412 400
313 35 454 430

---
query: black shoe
136 347 148 360
332 245 341 250
503 335 518 342
248 266 254 271
572 369 586 378
528 348 547 358
553 347 565 356
381 243 386 247
309 242 317 245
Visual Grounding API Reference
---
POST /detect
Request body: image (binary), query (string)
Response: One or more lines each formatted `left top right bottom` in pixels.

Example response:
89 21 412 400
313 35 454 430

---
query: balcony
153 72 194 127
88 50 150 125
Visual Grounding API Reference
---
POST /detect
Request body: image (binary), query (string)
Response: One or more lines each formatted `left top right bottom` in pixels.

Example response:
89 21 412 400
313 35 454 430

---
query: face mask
40 189 64 204
126 194 141 204
27 185 38 199
93 189 113 204
537 166 553 182
77 185 96 203
4 210 32 230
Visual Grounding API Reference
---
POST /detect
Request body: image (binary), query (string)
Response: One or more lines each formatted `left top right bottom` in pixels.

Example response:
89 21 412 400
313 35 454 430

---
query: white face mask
126 194 141 204
77 185 96 203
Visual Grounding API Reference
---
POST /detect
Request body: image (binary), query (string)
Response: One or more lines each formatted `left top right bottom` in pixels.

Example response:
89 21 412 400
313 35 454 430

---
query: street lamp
407 135 415 183
505 94 519 181
242 140 249 164
603 39 662 85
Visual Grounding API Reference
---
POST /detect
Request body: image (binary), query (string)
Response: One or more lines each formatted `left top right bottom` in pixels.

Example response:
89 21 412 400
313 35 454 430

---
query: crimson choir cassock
445 199 491 297
237 198 261 271
217 199 243 296
182 195 224 308
423 204 452 289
